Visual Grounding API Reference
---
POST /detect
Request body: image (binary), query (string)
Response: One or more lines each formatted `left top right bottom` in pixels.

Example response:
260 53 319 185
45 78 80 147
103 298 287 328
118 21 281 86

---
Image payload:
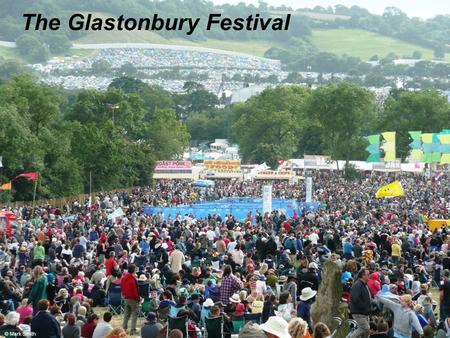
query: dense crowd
0 171 449 338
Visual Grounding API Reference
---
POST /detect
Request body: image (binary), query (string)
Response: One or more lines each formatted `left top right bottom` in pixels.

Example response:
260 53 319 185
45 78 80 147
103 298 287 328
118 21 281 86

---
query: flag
434 172 444 181
0 182 11 190
375 181 404 199
0 156 2 168
13 172 39 181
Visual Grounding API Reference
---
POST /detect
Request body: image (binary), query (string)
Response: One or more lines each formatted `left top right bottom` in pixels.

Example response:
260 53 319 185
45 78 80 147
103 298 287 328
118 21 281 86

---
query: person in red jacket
81 313 99 338
368 272 381 297
105 252 118 276
120 264 140 335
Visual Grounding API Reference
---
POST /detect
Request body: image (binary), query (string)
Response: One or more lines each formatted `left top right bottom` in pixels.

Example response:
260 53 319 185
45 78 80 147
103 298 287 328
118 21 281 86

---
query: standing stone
310 261 344 330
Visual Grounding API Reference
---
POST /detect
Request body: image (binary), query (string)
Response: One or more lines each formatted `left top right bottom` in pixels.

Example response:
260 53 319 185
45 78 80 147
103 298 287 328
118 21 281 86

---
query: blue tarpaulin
143 198 321 221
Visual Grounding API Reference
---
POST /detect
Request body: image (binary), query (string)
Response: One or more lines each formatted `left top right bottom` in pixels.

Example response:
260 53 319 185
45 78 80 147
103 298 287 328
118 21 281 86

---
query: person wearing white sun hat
259 316 290 338
297 287 317 329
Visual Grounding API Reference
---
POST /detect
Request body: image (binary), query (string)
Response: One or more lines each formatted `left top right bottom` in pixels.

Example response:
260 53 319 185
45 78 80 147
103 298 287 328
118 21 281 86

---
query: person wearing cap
141 312 163 338
260 316 290 338
349 268 372 338
297 287 317 330
299 263 319 292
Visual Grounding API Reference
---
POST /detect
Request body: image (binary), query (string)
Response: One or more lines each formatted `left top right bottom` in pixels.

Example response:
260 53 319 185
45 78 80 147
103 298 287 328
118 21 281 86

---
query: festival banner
155 161 192 170
408 131 423 162
306 177 313 202
381 132 396 162
262 185 272 214
203 160 241 171
439 132 450 164
13 172 39 181
366 134 380 163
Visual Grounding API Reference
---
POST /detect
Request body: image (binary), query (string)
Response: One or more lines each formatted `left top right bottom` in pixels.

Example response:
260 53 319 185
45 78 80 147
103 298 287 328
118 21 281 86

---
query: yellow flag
381 132 396 142
375 181 404 199
0 182 12 190
438 134 450 144
421 133 433 143
441 154 450 165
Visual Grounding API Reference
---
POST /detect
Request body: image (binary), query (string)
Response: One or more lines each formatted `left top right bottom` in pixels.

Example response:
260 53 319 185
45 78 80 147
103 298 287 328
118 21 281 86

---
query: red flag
13 172 39 181
277 160 285 165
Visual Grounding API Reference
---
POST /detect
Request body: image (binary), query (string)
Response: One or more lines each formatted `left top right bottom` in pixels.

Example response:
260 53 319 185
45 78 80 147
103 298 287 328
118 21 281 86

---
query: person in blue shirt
343 238 353 260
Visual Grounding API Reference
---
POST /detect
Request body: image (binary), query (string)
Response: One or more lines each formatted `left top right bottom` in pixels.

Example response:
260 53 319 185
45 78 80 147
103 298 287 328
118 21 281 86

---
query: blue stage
143 198 321 221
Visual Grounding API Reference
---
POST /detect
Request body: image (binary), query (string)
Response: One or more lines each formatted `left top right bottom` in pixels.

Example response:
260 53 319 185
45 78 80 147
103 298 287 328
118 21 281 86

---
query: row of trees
186 83 450 168
1 69 449 200
0 75 189 201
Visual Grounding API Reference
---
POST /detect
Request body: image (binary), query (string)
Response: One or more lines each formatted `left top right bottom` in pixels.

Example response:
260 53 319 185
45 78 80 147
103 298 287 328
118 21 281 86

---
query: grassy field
271 10 351 21
0 46 20 60
75 31 282 57
310 28 450 61
170 38 283 57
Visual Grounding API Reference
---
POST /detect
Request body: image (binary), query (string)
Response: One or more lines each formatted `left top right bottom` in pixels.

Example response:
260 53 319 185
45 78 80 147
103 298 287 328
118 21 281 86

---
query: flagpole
89 171 92 228
32 175 38 218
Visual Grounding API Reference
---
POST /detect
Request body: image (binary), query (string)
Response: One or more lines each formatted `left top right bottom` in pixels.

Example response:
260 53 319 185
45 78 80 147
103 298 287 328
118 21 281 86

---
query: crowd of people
32 47 283 93
0 171 449 338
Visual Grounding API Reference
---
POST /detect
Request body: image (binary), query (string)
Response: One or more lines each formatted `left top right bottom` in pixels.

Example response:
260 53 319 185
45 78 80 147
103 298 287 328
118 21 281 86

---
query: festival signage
155 161 192 170
204 160 241 171
262 185 272 214
306 177 313 202
255 170 292 179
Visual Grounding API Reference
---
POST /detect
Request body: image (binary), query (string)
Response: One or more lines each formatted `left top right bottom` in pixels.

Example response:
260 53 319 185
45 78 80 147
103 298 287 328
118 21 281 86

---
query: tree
45 33 72 54
0 75 63 135
232 86 311 167
308 82 376 169
141 109 190 159
378 90 450 159
412 50 422 59
433 45 446 59
109 77 175 115
15 34 49 63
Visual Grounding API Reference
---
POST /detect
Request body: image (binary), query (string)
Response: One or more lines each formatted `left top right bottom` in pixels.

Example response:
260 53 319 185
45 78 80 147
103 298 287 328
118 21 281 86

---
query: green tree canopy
308 82 376 166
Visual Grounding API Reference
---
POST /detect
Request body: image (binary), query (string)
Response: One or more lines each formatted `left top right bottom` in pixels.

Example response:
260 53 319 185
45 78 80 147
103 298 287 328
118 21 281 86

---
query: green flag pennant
408 131 421 140
367 134 380 145
367 154 380 163
431 152 441 162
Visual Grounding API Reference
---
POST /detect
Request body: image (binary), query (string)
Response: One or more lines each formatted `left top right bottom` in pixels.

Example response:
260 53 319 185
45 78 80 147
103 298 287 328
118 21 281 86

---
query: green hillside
0 46 19 60
272 10 351 21
310 29 450 61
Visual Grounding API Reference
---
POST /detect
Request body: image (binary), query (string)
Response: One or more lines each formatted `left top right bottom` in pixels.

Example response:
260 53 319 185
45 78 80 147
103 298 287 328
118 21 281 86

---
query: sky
211 0 450 19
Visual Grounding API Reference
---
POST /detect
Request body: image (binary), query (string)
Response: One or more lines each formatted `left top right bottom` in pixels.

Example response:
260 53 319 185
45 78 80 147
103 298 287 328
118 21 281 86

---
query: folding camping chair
205 316 224 338
167 315 189 338
157 306 170 323
231 315 245 334
244 312 262 324
107 285 123 315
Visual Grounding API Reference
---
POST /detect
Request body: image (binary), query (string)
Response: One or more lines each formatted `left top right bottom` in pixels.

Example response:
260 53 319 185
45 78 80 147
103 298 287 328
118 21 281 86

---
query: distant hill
273 10 351 22
310 29 450 61
2 25 448 63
